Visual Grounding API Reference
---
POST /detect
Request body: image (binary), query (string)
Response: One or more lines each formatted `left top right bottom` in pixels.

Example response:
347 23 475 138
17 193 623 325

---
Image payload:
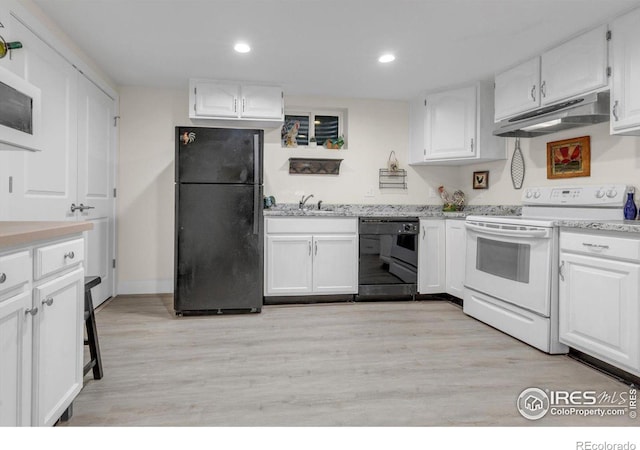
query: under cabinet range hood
493 91 610 138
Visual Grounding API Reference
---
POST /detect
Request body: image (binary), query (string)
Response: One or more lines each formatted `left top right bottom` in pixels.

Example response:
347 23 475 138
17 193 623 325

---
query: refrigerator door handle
254 134 260 184
253 184 260 235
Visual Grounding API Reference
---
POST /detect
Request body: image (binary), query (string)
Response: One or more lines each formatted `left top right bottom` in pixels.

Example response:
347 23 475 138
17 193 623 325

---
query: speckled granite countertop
557 220 640 234
264 204 521 219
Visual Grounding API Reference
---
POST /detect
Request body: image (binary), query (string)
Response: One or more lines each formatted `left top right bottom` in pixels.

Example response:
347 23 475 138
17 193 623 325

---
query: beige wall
459 122 640 205
116 86 640 294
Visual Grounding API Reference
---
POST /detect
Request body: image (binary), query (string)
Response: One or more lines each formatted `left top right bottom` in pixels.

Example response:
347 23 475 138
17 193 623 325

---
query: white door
445 219 467 298
610 7 640 132
193 81 239 117
312 235 358 294
241 85 283 119
2 17 78 220
494 57 540 121
33 268 84 427
418 220 445 294
76 75 116 305
540 25 608 105
265 235 313 295
0 291 32 426
425 85 476 160
559 252 640 373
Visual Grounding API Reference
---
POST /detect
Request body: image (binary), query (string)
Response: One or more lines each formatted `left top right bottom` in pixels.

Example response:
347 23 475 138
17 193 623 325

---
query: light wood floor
63 296 635 426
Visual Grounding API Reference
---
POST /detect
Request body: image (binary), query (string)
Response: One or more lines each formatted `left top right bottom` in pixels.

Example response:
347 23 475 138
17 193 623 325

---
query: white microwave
0 64 41 151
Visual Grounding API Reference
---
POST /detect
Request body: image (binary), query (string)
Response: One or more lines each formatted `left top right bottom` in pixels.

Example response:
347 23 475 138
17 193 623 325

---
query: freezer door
176 127 263 184
175 183 263 312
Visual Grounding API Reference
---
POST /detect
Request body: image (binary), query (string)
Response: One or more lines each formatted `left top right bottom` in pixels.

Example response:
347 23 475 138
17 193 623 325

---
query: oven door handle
465 222 550 239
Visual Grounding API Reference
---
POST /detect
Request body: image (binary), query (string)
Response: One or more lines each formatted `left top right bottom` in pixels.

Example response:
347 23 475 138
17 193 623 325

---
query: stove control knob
595 189 605 199
606 189 618 198
533 191 541 199
525 190 532 199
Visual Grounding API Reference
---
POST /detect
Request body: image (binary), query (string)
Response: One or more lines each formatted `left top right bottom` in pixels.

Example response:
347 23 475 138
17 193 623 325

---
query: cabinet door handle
559 261 565 282
25 307 38 316
470 138 474 152
314 241 318 256
234 98 238 113
612 100 619 121
308 241 312 256
422 226 425 240
582 242 609 250
540 80 546 98
530 85 536 102
42 297 54 307
0 273 6 284
242 98 246 113
64 251 75 260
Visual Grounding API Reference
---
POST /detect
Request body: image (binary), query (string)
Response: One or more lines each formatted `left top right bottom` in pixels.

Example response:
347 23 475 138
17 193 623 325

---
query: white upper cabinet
409 81 505 165
189 79 283 126
610 7 640 135
494 57 541 121
192 81 239 118
494 25 608 122
540 25 609 106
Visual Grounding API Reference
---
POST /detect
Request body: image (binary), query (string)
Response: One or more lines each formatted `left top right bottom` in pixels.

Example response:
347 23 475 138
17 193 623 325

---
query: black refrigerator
174 127 264 315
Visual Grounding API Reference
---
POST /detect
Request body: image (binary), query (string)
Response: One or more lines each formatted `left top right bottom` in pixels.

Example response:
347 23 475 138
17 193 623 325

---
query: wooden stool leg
85 289 103 380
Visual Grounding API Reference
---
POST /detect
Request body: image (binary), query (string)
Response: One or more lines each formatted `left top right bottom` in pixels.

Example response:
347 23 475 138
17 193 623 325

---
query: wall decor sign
473 171 489 189
546 135 591 179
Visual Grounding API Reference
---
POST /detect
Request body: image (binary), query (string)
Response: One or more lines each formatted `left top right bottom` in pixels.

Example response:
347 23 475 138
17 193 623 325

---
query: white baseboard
117 279 173 295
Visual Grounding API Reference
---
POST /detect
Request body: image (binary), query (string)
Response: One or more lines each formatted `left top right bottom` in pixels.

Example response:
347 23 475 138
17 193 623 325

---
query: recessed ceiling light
234 42 251 53
378 54 395 63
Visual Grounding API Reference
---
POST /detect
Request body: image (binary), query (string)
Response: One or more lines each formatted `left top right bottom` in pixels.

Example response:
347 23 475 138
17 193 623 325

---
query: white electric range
463 184 629 354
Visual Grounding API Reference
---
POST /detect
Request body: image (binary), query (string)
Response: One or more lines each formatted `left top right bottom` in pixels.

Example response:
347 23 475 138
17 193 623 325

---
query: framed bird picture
547 136 590 179
473 171 489 189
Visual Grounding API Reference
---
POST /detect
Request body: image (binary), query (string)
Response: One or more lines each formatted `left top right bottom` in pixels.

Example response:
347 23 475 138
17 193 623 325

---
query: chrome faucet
299 194 314 209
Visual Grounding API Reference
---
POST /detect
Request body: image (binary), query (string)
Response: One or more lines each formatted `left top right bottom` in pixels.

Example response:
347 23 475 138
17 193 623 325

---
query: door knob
70 203 96 213
25 307 38 316
42 297 54 306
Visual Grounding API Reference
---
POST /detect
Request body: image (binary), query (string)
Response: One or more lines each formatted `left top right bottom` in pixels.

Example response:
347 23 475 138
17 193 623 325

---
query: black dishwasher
357 217 419 299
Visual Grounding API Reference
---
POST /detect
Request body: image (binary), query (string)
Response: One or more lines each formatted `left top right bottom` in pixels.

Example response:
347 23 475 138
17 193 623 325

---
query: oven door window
476 237 530 283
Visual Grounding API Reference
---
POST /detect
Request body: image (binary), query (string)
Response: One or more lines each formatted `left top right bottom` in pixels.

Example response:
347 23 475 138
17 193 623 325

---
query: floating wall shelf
289 158 343 175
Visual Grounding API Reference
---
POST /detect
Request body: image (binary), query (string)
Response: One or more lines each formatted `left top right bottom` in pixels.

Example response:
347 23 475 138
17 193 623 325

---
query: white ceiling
31 0 640 100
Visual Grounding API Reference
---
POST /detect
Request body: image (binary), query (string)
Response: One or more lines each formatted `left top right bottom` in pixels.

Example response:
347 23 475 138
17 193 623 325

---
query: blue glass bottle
624 190 637 220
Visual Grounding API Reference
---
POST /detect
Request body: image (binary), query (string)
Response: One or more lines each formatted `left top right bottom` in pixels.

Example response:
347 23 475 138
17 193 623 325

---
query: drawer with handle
0 250 31 296
560 231 640 262
34 238 85 280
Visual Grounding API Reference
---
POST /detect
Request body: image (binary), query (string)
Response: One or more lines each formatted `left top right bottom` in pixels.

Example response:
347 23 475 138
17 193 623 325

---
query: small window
282 108 346 148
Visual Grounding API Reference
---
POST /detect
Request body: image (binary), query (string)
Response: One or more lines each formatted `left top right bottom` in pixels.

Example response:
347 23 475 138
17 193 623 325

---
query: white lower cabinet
445 219 467 298
264 218 358 296
0 234 85 426
0 290 32 426
33 268 84 426
559 230 640 376
417 219 445 294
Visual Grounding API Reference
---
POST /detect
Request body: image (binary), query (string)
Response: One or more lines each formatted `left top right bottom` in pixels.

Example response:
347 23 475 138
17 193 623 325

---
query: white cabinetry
33 267 84 426
445 219 467 298
417 219 445 294
0 250 32 427
610 7 640 135
409 82 504 165
559 230 640 377
494 25 608 121
0 233 85 426
189 79 284 126
264 218 358 296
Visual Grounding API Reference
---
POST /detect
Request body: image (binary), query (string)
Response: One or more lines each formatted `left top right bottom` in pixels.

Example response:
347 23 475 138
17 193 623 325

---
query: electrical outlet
365 186 375 197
